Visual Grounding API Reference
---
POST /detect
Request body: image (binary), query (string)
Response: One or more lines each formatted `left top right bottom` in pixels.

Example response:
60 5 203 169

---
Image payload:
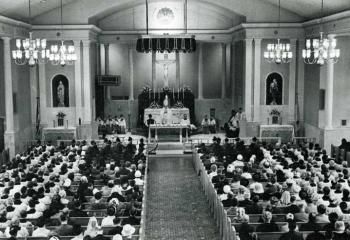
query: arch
265 72 283 105
52 74 69 107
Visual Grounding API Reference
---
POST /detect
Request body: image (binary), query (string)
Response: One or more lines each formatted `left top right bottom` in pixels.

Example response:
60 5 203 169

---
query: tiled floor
145 155 220 240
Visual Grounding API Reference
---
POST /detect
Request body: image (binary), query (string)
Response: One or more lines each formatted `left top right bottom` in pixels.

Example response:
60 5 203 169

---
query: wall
0 40 4 118
202 43 222 99
260 39 290 106
234 40 244 109
10 40 32 151
303 63 320 128
333 36 350 128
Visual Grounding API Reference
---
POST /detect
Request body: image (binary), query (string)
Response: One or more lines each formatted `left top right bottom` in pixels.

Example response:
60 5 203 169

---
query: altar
144 108 190 125
148 124 189 143
42 127 77 142
259 124 294 143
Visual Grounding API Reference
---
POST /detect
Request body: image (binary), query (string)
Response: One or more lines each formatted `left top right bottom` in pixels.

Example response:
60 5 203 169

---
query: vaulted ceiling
1 0 350 25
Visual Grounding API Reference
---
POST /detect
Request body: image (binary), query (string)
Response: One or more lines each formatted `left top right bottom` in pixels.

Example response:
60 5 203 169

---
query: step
157 142 184 150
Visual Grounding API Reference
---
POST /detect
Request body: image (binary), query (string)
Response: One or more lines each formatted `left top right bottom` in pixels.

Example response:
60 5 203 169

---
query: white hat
286 213 294 220
237 154 243 161
227 164 235 173
122 224 136 237
93 188 100 195
210 156 216 163
135 170 142 178
223 185 231 193
63 179 71 188
113 234 123 240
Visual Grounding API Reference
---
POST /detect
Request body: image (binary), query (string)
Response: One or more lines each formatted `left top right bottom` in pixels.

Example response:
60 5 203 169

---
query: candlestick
173 88 175 99
182 88 184 100
158 88 160 100
128 100 131 115
178 88 180 99
153 88 155 100
149 90 151 100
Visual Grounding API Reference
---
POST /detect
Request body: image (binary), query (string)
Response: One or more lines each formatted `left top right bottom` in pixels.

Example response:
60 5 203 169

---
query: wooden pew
45 225 141 235
228 214 286 223
256 231 325 240
232 222 328 232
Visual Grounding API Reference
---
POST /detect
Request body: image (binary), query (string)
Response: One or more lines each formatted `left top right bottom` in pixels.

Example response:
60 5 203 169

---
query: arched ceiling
0 0 349 26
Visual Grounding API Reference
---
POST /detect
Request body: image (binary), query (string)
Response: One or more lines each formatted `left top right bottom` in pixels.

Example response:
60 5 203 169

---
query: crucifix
156 54 176 88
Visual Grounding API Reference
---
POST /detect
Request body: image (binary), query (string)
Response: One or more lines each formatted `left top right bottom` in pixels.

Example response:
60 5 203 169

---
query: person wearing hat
232 154 244 167
121 224 136 238
134 171 144 186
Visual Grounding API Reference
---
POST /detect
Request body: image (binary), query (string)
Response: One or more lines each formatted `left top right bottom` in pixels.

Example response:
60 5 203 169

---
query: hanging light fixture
302 0 340 65
264 0 292 64
12 0 49 66
49 0 76 66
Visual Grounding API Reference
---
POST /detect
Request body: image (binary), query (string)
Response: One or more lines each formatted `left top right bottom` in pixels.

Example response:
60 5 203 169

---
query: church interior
1 0 350 240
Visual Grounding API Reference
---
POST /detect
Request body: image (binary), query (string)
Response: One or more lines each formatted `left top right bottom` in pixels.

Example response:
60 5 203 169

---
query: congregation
0 137 147 240
196 137 350 240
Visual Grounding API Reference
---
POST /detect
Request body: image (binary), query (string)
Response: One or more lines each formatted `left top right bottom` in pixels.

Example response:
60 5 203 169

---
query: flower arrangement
269 109 281 116
56 111 66 119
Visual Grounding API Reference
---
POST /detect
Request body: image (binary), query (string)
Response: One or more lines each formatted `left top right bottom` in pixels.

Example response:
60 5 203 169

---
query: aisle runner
145 156 220 240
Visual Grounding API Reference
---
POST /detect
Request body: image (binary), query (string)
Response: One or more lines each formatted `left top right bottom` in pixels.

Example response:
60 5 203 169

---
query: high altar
144 108 190 125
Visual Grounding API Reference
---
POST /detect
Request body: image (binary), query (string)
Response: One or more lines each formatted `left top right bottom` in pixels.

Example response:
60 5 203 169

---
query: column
96 43 101 75
2 37 15 158
128 45 134 100
198 43 204 100
104 43 109 75
231 41 236 106
325 35 335 129
104 44 110 100
176 52 180 88
152 51 156 91
221 43 226 100
244 39 253 122
288 39 297 123
253 38 262 122
297 39 305 122
74 40 82 124
82 40 92 123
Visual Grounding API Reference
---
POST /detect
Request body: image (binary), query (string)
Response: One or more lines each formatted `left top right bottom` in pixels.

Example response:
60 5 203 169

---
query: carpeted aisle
145 155 220 240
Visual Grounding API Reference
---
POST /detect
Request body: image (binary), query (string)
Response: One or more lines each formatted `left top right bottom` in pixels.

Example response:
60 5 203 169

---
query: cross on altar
156 54 176 88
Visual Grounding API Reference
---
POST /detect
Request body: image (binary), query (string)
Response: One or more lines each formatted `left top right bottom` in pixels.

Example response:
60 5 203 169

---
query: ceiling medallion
156 7 175 25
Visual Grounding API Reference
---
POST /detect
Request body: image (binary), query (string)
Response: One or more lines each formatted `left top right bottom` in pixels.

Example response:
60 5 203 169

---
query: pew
232 222 328 232
256 231 325 240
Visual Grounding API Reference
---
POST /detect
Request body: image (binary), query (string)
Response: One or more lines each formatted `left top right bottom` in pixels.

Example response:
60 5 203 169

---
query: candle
149 89 151 99
172 88 175 99
153 88 155 99
178 88 180 99
182 88 184 100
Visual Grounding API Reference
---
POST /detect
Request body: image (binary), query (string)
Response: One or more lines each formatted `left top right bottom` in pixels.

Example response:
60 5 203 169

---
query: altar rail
192 149 235 240
24 137 143 150
190 137 281 145
139 148 150 240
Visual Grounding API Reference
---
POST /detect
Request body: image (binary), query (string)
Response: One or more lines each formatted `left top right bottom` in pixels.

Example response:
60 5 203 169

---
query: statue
163 94 169 108
269 79 279 105
57 81 65 107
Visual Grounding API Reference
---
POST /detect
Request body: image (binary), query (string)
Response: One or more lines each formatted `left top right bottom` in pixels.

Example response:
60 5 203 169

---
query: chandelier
49 0 76 66
12 0 49 66
264 0 292 64
302 0 340 65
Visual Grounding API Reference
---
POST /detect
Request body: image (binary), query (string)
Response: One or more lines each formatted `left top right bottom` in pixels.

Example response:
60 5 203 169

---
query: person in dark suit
69 201 88 218
279 221 303 240
91 228 110 240
146 114 155 127
56 214 74 236
107 218 123 235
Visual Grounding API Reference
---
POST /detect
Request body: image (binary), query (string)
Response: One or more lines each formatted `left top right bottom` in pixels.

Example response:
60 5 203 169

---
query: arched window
266 72 283 105
52 75 69 107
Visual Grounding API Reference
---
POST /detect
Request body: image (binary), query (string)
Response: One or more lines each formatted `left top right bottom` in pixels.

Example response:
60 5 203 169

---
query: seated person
201 115 210 134
209 116 216 133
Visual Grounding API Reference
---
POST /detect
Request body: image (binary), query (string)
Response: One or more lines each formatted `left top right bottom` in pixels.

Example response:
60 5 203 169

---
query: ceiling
1 0 350 24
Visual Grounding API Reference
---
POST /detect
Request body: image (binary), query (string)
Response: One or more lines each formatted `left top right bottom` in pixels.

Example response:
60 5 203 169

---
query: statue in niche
57 81 65 107
266 72 283 105
52 74 69 107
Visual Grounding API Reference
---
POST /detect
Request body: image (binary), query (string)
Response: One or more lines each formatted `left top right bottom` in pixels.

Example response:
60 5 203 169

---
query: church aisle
145 155 220 240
